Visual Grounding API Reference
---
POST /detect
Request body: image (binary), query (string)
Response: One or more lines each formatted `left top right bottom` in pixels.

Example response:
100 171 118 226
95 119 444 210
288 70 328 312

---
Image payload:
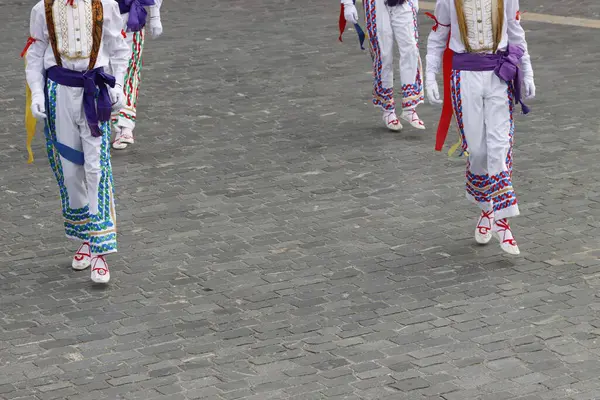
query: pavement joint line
418 1 600 29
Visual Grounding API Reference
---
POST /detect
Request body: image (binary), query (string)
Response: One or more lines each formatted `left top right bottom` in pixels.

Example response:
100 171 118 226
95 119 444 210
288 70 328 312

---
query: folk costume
340 0 425 131
425 0 536 255
111 0 163 150
25 0 130 282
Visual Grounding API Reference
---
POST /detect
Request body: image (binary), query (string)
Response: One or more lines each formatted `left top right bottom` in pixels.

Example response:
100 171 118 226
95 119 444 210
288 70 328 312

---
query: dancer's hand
343 4 358 24
149 18 163 39
30 93 46 120
523 76 536 99
109 84 124 112
426 73 443 105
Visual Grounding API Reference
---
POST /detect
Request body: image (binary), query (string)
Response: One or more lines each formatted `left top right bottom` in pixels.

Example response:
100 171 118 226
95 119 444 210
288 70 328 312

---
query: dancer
425 0 536 255
112 0 163 150
25 0 130 283
340 0 425 131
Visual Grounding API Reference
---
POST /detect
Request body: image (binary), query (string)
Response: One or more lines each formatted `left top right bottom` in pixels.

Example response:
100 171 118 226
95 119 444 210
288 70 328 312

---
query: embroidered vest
454 0 504 53
44 0 104 69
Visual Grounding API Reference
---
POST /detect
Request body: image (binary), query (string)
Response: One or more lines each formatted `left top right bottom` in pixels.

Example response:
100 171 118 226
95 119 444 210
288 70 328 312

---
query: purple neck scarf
117 0 156 32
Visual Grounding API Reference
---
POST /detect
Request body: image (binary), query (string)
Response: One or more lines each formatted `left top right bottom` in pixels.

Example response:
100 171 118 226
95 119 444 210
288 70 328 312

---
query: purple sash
46 66 116 138
117 0 156 32
452 44 530 114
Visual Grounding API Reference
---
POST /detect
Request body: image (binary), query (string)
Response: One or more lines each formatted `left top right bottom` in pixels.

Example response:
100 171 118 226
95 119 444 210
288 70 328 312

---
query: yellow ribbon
447 137 462 157
24 57 37 164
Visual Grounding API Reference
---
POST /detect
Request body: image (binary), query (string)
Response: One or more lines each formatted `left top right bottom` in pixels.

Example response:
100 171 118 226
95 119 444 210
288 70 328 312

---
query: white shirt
26 0 130 96
426 0 532 77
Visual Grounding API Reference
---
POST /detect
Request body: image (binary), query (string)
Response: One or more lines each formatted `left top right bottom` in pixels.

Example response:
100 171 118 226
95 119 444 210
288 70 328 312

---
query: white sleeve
150 0 162 19
103 1 130 86
505 0 533 77
340 0 353 6
425 0 451 75
25 2 49 97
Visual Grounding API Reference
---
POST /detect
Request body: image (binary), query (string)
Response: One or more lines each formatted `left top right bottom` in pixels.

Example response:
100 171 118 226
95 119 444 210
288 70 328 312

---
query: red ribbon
20 37 37 58
435 41 454 151
424 12 449 32
121 30 127 38
339 4 347 42
425 12 453 152
66 0 74 5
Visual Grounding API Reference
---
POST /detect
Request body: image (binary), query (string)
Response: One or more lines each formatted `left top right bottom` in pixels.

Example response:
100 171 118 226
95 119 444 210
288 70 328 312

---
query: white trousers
364 0 423 112
450 70 519 220
45 79 118 254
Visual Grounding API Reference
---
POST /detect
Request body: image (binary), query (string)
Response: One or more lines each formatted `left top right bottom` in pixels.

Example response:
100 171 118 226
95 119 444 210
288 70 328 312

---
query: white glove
31 93 47 120
343 4 358 24
425 72 443 105
109 84 124 112
149 18 163 39
523 75 536 99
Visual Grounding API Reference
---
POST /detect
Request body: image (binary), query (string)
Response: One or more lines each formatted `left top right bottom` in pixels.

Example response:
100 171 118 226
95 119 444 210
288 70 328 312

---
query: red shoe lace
477 211 493 235
74 242 91 261
92 256 109 276
495 219 517 246
404 110 423 125
385 113 400 125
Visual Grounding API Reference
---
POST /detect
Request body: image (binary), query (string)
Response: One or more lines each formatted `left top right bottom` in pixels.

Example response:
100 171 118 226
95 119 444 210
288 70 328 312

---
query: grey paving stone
1 0 599 399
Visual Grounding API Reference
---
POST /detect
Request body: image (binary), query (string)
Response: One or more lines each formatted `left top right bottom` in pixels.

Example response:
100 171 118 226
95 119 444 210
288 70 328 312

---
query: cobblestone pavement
1 1 600 399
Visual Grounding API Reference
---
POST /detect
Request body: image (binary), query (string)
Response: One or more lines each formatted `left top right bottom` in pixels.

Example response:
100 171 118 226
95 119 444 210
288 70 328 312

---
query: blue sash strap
53 140 85 165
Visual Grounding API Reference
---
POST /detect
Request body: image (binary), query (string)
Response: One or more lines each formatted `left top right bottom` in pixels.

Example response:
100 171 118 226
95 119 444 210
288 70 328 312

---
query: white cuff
149 7 161 19
522 63 533 79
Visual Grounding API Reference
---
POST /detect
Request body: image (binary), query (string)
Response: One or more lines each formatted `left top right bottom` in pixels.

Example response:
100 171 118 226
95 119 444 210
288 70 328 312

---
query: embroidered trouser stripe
112 29 145 130
450 70 519 220
365 0 424 112
45 79 118 255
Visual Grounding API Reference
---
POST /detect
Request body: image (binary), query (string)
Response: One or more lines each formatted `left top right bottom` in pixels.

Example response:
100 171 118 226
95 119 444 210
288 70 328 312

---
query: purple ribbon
47 66 116 138
452 44 530 114
117 0 156 32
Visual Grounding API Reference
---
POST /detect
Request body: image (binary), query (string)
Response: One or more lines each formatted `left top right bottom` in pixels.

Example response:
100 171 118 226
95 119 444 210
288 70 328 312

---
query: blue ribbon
354 23 365 50
351 0 365 50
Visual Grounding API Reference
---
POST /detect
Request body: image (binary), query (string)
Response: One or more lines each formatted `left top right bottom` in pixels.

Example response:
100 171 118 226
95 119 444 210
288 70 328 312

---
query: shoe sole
493 232 521 255
401 120 426 130
399 116 425 130
72 263 91 271
112 143 128 150
91 274 110 284
475 234 492 245
386 125 403 131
